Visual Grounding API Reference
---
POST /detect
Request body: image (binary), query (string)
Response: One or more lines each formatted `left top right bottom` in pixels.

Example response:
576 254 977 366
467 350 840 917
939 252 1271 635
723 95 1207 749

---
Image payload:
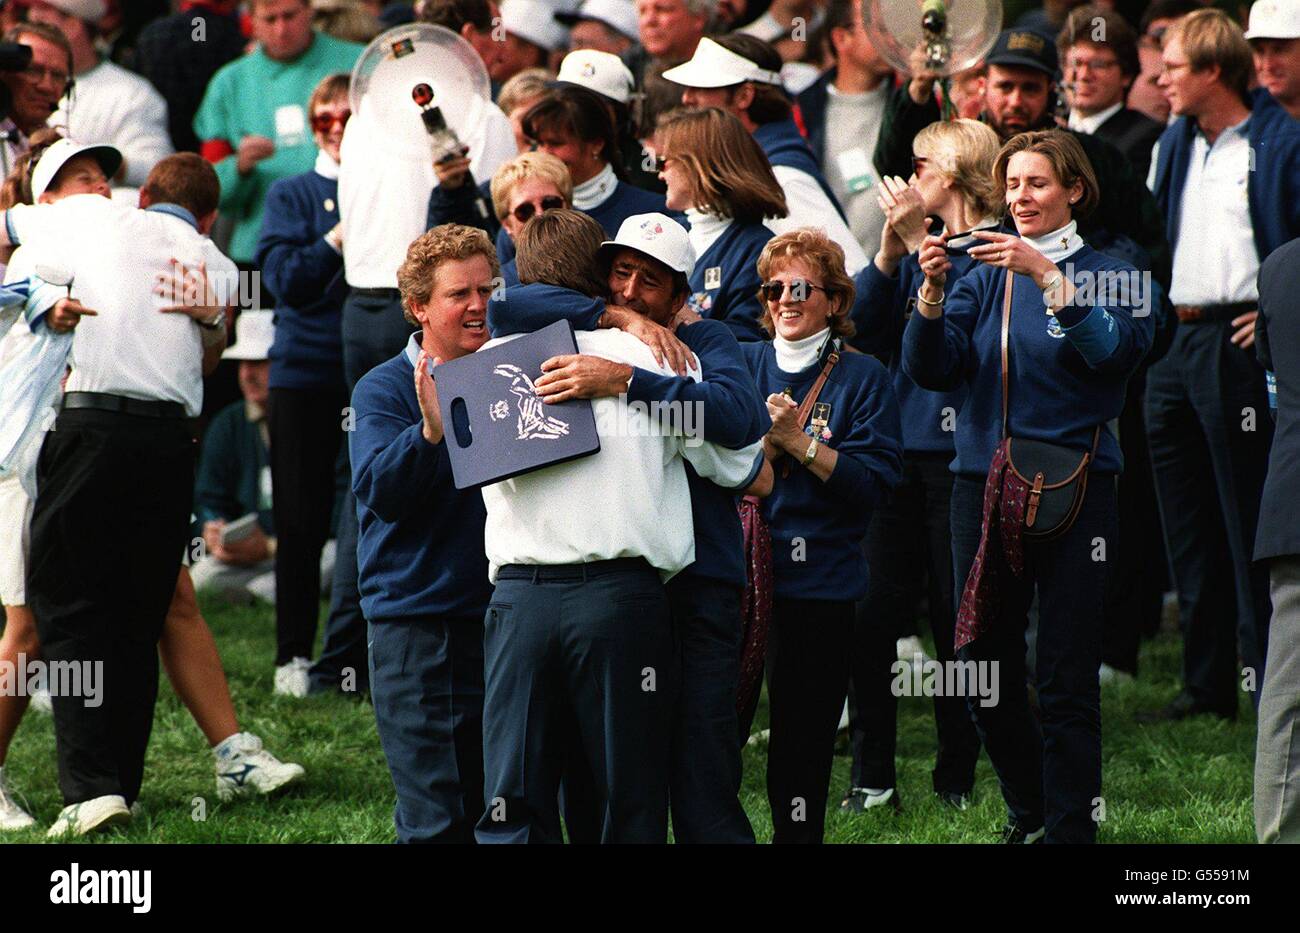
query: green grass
1 598 1256 843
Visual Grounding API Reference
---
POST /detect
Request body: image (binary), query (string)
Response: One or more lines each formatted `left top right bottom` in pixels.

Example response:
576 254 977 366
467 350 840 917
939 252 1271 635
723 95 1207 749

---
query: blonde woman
489 150 573 285
655 107 788 342
739 228 903 843
840 118 1002 817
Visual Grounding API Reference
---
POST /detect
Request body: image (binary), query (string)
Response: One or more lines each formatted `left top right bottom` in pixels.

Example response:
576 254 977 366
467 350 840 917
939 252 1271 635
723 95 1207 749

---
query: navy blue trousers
477 560 673 844
667 574 754 844
368 616 485 843
1146 319 1272 712
951 473 1115 844
849 451 980 795
311 290 414 693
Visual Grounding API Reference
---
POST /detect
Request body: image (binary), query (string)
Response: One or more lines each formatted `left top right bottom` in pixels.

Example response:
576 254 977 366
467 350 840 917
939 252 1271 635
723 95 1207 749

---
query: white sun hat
597 212 696 278
557 49 635 104
223 310 276 361
556 0 640 43
1244 0 1300 40
31 138 122 200
499 0 571 52
661 37 784 89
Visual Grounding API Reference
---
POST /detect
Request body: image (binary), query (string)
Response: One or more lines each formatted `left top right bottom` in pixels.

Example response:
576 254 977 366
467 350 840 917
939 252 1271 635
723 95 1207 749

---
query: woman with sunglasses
739 228 904 843
487 150 573 286
901 129 1154 844
656 107 788 343
253 73 353 695
838 119 1003 817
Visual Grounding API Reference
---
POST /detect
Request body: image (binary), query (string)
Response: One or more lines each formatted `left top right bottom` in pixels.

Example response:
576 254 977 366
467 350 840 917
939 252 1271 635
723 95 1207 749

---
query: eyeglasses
1066 57 1120 73
21 64 69 86
511 195 565 223
760 279 829 303
311 110 351 133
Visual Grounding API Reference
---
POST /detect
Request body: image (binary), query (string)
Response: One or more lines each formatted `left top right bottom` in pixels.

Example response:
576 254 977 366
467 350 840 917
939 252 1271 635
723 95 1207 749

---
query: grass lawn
2 596 1256 843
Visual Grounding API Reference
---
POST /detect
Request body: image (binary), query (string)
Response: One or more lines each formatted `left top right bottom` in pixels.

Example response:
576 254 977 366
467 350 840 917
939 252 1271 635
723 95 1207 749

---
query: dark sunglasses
760 279 829 303
311 110 351 133
512 195 565 223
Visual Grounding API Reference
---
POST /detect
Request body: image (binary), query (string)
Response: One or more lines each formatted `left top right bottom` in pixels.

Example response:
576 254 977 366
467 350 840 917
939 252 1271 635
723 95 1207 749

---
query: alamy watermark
0 653 102 708
891 656 1000 708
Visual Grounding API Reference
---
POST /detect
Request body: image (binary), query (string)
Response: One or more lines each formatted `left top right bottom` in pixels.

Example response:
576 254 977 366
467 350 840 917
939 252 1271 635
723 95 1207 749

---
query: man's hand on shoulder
535 354 633 403
600 304 694 375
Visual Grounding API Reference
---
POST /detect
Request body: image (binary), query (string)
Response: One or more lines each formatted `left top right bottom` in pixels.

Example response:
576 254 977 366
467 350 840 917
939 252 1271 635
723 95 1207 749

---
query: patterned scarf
954 440 1030 651
736 495 772 724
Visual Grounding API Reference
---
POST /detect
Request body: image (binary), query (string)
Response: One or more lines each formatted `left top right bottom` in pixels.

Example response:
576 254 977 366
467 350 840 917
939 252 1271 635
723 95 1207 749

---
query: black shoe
1136 691 1236 724
936 790 972 811
999 821 1045 844
839 787 901 813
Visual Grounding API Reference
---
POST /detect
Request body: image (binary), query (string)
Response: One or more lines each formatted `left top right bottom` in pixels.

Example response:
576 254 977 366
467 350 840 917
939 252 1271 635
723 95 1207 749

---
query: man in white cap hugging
494 0 571 84
190 309 280 606
27 0 174 186
664 32 870 274
559 0 639 56
1246 0 1300 120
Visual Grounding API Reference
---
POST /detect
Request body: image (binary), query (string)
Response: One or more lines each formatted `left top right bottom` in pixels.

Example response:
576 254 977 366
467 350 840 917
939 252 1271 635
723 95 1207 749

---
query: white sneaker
273 657 312 698
0 769 36 830
46 794 131 838
897 636 931 665
215 732 305 802
29 686 52 715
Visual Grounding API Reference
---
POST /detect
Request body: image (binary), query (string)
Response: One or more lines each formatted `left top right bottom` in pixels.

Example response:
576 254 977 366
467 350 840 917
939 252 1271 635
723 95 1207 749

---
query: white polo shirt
480 328 763 581
338 95 515 289
6 195 237 417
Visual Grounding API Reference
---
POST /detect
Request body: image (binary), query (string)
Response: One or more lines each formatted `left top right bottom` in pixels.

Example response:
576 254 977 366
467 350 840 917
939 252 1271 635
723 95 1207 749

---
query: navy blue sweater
487 282 770 586
753 118 848 223
741 341 904 601
1152 88 1300 263
852 252 974 453
350 341 492 623
689 220 773 343
254 171 348 391
901 245 1154 477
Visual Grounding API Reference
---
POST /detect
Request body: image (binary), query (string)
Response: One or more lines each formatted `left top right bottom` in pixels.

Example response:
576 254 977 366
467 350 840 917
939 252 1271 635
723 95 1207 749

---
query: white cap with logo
31 138 122 200
1245 0 1300 40
598 212 696 278
35 0 107 21
556 0 640 43
557 49 635 104
499 0 571 52
223 310 276 361
661 37 784 89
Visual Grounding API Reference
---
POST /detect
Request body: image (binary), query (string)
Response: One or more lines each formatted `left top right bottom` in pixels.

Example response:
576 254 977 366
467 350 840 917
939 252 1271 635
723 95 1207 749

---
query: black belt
351 286 400 298
497 557 653 582
62 391 187 420
1174 302 1254 324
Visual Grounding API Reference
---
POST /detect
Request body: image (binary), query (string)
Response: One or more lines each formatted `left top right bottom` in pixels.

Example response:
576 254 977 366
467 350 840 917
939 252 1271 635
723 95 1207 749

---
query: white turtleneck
944 214 1003 251
685 207 732 264
774 326 831 373
571 163 618 211
314 150 340 180
1022 219 1084 263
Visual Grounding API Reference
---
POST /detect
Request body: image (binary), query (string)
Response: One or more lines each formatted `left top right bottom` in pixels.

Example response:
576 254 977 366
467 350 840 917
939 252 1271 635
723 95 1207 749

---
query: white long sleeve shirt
50 60 174 187
480 328 763 581
766 164 870 275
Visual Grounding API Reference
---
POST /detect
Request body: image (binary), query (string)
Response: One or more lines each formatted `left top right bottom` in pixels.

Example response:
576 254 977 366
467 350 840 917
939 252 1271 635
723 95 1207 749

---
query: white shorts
0 471 33 606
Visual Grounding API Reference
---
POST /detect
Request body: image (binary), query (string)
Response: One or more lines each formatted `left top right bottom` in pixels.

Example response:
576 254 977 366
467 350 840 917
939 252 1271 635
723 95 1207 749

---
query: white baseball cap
1244 0 1300 40
661 37 784 89
556 0 639 43
557 49 634 104
31 138 122 200
32 0 107 21
598 212 696 278
499 0 570 52
223 310 276 361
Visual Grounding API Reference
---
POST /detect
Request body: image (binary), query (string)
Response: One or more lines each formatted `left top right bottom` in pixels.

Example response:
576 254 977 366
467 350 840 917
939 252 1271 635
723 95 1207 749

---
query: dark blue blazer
1254 236 1300 561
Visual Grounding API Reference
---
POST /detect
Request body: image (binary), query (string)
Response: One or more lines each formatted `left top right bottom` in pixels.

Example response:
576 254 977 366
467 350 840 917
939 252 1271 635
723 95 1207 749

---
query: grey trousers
1255 555 1300 843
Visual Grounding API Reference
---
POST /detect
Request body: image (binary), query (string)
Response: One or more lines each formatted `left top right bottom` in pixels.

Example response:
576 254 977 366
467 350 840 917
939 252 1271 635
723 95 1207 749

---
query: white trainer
896 635 931 665
29 686 53 715
0 768 36 830
215 732 305 802
46 794 131 838
273 657 312 698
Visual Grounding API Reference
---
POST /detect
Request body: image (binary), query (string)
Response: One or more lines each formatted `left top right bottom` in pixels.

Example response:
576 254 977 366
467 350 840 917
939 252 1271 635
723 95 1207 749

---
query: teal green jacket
193 32 362 263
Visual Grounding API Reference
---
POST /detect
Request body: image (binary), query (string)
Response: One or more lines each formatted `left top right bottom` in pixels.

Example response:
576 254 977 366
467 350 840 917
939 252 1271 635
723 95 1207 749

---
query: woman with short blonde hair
655 107 787 341
738 225 904 843
485 150 573 285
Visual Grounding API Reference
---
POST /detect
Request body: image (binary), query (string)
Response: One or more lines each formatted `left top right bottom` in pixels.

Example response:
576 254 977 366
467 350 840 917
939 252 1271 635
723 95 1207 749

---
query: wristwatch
802 438 819 466
199 309 225 330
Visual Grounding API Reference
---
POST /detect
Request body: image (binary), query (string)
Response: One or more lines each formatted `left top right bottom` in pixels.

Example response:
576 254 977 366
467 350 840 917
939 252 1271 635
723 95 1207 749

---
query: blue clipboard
433 319 601 489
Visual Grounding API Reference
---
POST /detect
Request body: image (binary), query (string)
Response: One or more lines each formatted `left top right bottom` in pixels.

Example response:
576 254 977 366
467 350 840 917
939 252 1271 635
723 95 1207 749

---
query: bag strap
1002 267 1104 460
780 341 841 478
